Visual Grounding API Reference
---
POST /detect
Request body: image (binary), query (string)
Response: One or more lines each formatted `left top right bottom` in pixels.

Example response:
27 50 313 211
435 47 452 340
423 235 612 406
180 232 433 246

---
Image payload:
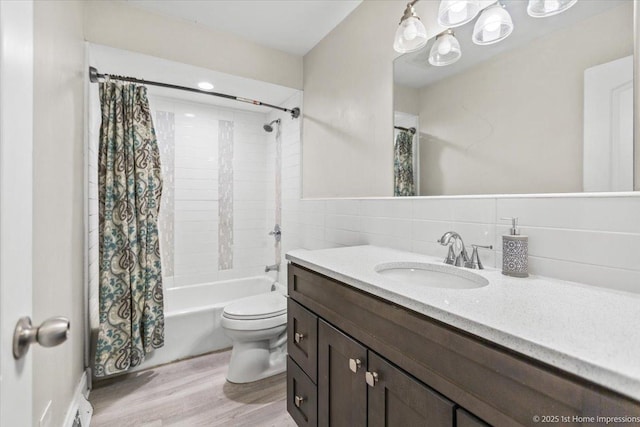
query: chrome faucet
437 231 470 267
265 264 280 273
438 232 493 270
465 244 493 270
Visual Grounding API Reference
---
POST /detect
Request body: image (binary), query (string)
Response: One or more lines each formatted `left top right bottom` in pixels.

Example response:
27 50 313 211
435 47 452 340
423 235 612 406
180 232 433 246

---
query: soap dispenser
501 217 528 278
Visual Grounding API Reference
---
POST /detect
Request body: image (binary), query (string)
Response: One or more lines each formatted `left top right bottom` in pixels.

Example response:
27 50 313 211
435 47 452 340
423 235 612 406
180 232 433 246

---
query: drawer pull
294 395 306 408
365 371 379 387
294 332 305 343
349 358 362 373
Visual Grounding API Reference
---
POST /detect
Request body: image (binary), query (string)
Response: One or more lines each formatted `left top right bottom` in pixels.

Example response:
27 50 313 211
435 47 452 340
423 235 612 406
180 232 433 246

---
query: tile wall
283 195 640 294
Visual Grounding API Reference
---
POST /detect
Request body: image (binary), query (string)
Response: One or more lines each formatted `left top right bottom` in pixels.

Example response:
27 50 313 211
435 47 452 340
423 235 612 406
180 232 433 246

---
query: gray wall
417 3 633 195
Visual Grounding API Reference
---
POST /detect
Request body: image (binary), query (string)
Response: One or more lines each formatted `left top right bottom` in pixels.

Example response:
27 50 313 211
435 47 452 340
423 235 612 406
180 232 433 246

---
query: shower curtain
94 80 165 377
394 130 416 196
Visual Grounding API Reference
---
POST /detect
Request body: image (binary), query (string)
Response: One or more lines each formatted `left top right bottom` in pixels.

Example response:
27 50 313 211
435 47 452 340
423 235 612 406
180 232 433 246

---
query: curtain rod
88 66 300 119
395 126 416 134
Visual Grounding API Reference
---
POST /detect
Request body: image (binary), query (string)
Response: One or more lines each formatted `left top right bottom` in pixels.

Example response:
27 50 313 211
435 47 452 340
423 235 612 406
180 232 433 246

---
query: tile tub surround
286 245 640 401
282 195 640 294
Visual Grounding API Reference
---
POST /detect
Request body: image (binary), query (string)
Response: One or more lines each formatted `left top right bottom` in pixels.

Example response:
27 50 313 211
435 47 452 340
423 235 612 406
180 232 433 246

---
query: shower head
263 119 281 133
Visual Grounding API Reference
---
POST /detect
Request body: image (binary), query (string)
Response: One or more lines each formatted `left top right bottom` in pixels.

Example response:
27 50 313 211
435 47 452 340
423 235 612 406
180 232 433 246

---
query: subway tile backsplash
284 195 640 294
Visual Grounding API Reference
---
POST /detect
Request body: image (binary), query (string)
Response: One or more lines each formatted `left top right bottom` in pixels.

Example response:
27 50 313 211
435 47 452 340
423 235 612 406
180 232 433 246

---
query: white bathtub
134 275 278 371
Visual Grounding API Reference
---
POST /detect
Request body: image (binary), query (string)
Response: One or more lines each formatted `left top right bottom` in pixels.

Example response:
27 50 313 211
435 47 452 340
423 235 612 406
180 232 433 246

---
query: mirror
393 0 635 196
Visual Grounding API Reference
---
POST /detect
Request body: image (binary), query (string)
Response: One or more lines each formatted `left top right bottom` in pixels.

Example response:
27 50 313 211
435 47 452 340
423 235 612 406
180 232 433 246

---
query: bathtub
133 275 279 372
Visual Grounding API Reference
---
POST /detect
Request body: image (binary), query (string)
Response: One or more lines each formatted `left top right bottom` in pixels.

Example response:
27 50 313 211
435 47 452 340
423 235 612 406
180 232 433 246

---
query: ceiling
124 0 362 56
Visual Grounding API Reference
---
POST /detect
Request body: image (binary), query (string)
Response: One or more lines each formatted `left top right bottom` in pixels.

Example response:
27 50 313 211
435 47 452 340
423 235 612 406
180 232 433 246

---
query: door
318 320 367 427
583 55 633 192
0 1 35 425
367 352 455 426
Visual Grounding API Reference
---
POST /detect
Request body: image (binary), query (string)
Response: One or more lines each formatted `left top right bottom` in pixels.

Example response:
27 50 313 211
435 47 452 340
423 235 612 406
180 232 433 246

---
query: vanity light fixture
429 30 462 66
437 0 481 28
472 1 514 45
527 0 578 18
393 0 428 53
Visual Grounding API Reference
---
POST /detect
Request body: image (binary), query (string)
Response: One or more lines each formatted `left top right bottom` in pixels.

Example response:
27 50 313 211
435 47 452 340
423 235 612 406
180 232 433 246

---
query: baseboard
63 370 93 427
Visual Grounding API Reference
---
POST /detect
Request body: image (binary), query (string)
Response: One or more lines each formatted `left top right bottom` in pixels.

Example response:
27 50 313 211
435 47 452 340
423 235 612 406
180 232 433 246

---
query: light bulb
437 38 452 55
450 1 466 13
403 21 418 41
544 0 560 12
484 16 501 32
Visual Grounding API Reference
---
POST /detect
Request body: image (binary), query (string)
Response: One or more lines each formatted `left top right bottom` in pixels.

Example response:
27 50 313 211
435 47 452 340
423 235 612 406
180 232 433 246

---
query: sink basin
375 262 489 290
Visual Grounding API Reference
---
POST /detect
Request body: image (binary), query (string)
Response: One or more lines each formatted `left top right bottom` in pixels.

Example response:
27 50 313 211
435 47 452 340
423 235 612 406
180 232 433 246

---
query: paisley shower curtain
94 80 165 377
394 130 416 196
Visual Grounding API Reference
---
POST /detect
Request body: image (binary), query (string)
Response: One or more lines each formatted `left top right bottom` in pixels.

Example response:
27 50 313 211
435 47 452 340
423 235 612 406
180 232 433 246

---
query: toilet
221 288 287 383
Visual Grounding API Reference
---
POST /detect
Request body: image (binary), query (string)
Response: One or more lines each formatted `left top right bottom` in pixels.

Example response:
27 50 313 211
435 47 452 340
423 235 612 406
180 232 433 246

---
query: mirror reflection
393 0 634 196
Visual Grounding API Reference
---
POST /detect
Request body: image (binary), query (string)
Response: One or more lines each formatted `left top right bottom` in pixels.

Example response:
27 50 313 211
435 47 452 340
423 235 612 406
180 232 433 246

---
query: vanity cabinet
291 308 455 427
287 262 640 426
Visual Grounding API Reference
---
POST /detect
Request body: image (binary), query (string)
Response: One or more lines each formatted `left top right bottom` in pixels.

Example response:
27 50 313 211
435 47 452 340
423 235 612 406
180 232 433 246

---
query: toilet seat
223 292 286 320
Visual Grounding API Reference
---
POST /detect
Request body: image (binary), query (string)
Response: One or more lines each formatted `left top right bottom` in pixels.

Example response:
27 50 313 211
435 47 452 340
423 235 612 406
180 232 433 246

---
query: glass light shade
527 0 578 18
394 16 428 53
472 3 514 45
429 32 461 66
437 0 481 28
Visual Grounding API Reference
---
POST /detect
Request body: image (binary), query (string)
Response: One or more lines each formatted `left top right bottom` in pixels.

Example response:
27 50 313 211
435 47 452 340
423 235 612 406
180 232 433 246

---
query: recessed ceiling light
198 81 214 90
184 113 195 118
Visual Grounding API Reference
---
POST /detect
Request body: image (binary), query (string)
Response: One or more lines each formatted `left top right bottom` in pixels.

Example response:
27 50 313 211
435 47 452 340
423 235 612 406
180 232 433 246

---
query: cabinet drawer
288 298 318 383
456 409 490 427
288 357 318 427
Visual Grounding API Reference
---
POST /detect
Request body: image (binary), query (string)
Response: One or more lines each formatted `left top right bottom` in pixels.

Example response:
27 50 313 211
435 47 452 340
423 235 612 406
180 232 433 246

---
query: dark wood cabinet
318 320 367 427
368 352 455 427
287 263 640 426
288 356 318 427
456 409 490 427
288 299 318 383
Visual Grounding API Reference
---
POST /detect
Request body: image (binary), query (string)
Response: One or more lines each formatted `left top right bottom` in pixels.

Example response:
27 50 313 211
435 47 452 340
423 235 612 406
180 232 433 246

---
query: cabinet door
456 409 490 427
367 352 455 427
318 320 367 427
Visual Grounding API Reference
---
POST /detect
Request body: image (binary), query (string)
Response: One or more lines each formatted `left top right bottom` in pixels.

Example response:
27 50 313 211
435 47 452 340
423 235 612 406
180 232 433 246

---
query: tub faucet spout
265 264 280 273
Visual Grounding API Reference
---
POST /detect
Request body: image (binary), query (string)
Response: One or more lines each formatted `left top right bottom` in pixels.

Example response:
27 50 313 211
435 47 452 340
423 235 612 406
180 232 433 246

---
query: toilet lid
223 292 287 320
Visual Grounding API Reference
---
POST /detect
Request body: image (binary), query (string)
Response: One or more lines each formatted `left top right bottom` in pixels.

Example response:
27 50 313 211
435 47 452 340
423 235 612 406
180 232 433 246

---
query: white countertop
286 245 640 401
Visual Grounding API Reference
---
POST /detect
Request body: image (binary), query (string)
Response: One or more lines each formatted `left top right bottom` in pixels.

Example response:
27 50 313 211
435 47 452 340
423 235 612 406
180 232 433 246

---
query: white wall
417 3 633 196
83 0 303 90
32 0 85 425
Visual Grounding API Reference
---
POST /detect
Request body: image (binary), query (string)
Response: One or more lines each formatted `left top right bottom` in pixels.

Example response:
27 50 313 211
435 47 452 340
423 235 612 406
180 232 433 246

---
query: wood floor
89 350 296 427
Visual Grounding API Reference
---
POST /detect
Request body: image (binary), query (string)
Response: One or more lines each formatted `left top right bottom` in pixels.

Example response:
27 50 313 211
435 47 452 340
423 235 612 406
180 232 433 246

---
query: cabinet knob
349 358 362 373
365 371 379 387
294 332 305 343
294 395 306 408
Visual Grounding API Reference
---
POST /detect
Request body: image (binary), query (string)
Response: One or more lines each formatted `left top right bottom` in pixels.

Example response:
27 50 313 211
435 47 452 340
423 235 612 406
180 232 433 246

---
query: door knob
294 332 305 343
349 358 362 373
365 371 379 387
294 395 305 408
13 316 70 360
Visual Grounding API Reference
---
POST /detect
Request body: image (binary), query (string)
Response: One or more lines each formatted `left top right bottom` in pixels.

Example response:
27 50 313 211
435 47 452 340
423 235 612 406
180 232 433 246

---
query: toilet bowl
221 290 287 383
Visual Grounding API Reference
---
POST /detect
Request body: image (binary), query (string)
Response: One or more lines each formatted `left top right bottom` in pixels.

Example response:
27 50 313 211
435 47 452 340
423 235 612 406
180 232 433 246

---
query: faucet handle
464 244 493 270
444 245 456 265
